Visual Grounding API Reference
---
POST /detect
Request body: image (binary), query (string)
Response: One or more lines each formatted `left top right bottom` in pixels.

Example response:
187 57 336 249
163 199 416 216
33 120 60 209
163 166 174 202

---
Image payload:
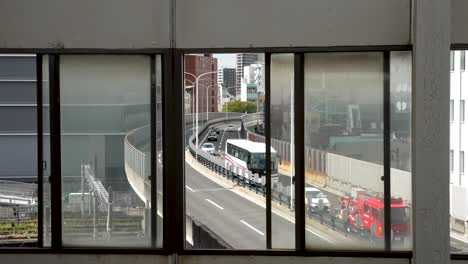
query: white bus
224 139 279 186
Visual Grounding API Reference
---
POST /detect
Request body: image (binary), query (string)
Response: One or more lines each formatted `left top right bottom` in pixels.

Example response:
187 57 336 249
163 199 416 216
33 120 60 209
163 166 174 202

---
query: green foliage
222 100 257 113
0 220 37 236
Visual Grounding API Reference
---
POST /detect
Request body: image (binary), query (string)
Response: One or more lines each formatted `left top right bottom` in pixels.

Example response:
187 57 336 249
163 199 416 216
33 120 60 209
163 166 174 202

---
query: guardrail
122 112 411 245
187 116 293 208
124 113 244 187
124 126 150 182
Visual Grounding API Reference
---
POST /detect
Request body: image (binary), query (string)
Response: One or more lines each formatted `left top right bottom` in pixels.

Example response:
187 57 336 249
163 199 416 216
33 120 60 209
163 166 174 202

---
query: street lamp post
185 79 196 137
184 71 217 154
204 84 220 122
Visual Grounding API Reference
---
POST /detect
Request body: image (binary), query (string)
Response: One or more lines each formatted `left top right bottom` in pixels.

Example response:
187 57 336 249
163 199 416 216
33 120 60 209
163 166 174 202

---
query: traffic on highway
184 118 411 250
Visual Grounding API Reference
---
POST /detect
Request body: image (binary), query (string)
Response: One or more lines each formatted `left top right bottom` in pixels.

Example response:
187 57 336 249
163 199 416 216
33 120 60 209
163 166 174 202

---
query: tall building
0 54 37 182
184 54 218 113
217 67 236 91
450 50 467 186
240 64 264 103
450 50 468 236
236 53 259 98
217 67 236 111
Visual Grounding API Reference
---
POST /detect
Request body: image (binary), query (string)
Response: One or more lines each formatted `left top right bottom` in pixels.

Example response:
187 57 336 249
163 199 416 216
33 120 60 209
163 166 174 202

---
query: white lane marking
185 185 195 192
240 220 264 236
186 150 338 245
205 199 224 210
306 228 336 245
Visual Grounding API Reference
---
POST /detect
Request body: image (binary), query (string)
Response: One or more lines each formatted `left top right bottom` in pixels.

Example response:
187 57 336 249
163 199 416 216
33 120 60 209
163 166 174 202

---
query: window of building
0 50 413 253
270 53 295 249
390 51 412 251
0 54 39 247
451 100 455 122
450 50 468 254
184 53 267 250
451 150 454 172
462 100 465 123
461 151 465 174
462 51 466 71
305 52 387 250
59 55 163 247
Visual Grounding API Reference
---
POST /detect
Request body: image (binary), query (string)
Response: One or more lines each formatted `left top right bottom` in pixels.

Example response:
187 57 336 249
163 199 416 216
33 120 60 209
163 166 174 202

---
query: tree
222 100 257 113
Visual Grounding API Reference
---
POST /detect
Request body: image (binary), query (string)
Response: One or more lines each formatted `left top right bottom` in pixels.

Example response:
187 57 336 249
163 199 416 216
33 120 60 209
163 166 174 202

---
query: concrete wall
452 0 468 44
0 0 171 49
176 0 410 48
0 0 465 263
0 254 410 264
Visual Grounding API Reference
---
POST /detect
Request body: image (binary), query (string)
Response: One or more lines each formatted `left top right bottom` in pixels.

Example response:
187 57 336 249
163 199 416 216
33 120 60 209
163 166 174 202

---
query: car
207 132 218 141
212 127 220 134
201 143 215 154
305 187 330 213
226 124 237 132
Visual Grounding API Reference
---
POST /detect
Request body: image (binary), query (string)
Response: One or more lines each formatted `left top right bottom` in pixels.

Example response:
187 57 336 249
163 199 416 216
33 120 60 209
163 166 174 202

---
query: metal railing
186 119 293 208
124 126 149 182
79 161 114 240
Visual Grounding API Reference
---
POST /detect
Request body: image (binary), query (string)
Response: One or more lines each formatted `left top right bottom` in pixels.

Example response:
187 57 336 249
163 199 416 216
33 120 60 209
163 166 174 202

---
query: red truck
338 188 411 241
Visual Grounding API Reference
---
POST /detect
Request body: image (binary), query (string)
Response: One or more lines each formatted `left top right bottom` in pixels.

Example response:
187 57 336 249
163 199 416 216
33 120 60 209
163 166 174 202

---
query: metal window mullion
383 51 391 251
294 53 305 251
150 55 157 247
36 55 44 248
49 54 62 249
265 53 272 249
164 50 184 252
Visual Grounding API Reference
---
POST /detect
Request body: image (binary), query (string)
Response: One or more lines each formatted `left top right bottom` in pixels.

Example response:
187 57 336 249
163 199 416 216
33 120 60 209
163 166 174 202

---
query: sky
213 54 237 69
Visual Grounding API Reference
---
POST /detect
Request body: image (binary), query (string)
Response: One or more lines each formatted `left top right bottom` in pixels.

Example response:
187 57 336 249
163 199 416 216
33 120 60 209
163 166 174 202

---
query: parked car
201 143 215 154
207 131 218 141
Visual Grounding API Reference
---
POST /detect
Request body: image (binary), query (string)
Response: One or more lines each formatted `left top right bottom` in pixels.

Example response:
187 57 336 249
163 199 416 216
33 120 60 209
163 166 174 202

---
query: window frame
0 46 412 259
451 50 455 71
180 46 410 255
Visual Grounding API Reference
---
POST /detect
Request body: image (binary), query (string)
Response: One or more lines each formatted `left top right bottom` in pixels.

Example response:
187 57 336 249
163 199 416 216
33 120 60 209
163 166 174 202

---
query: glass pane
42 55 52 247
155 55 163 248
270 54 295 249
304 52 384 250
450 50 468 253
184 53 267 249
60 55 157 247
0 54 38 247
389 51 412 250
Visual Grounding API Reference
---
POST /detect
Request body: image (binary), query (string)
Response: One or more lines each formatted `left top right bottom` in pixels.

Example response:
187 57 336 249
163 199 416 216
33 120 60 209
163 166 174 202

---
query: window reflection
60 55 161 247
